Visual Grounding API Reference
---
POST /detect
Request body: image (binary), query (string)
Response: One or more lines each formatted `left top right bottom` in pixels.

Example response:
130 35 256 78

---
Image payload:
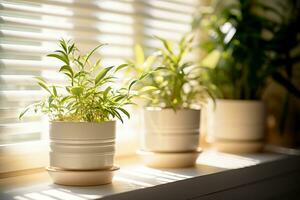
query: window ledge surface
1 147 300 200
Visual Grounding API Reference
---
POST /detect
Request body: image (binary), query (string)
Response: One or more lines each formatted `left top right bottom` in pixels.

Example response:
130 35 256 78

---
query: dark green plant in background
193 0 300 100
20 39 140 123
126 35 216 110
267 0 300 134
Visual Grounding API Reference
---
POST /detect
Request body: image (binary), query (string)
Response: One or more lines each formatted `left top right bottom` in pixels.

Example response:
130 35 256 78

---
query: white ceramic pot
49 121 116 170
142 108 201 152
208 99 266 153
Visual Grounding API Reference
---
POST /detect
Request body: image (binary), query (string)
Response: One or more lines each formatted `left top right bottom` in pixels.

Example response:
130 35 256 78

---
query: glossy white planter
208 100 266 153
49 121 116 170
142 108 201 152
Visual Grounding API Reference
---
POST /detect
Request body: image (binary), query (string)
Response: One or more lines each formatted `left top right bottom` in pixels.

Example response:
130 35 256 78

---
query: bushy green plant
127 35 216 110
269 0 300 98
193 0 300 100
19 39 138 123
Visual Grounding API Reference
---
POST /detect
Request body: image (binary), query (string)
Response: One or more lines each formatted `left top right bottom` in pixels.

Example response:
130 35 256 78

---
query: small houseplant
20 39 138 185
193 0 300 152
127 35 215 167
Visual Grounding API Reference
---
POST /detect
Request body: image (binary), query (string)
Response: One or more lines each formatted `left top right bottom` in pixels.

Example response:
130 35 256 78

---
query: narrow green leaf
139 73 150 80
54 50 69 61
118 107 130 119
34 77 46 83
113 110 123 123
74 71 88 78
139 86 157 93
114 95 126 102
95 66 114 85
61 96 71 103
59 39 68 54
52 86 58 96
128 80 137 91
84 43 106 66
103 86 112 97
115 63 129 72
74 58 85 70
48 53 69 65
19 105 32 119
68 43 75 54
37 81 52 94
93 58 102 71
143 55 157 69
134 44 145 65
154 35 173 54
59 65 74 76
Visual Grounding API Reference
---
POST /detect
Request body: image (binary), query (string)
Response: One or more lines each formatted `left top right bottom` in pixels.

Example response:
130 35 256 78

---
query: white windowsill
1 147 300 200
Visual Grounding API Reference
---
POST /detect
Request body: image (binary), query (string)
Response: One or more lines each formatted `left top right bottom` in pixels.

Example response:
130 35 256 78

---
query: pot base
47 166 119 186
215 140 264 153
137 149 202 168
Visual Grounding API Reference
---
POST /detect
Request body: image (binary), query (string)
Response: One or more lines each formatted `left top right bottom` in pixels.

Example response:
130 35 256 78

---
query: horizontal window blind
0 0 199 171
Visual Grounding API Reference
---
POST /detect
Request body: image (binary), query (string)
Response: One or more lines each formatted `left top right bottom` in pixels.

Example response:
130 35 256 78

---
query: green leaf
74 57 85 70
115 63 129 72
71 86 84 96
59 39 69 54
84 43 106 66
59 65 74 76
134 44 145 65
52 86 58 96
118 107 130 119
74 71 88 78
93 58 102 71
68 43 75 54
139 72 150 80
37 81 52 95
95 66 114 85
112 109 123 123
154 35 173 54
54 50 69 61
48 96 54 105
19 105 32 119
103 86 112 97
47 53 69 65
139 86 157 93
143 55 157 69
128 80 137 91
34 76 46 83
61 96 71 103
114 95 126 102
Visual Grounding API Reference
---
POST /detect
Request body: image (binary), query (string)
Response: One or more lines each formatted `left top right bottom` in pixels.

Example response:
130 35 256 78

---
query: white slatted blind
0 0 199 170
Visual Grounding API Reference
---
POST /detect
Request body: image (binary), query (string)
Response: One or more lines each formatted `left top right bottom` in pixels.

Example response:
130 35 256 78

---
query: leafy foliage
193 0 300 100
269 0 300 98
20 39 138 123
126 35 216 110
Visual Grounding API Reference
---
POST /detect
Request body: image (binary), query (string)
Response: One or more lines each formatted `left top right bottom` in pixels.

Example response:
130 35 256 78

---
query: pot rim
49 120 116 125
144 107 200 111
215 99 264 104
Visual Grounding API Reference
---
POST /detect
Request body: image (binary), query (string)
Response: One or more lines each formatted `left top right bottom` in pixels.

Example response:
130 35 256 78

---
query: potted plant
127 35 215 167
193 0 300 153
19 39 138 185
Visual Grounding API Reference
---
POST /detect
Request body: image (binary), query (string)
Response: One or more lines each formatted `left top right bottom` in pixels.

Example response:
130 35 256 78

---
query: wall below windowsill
1 146 300 200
